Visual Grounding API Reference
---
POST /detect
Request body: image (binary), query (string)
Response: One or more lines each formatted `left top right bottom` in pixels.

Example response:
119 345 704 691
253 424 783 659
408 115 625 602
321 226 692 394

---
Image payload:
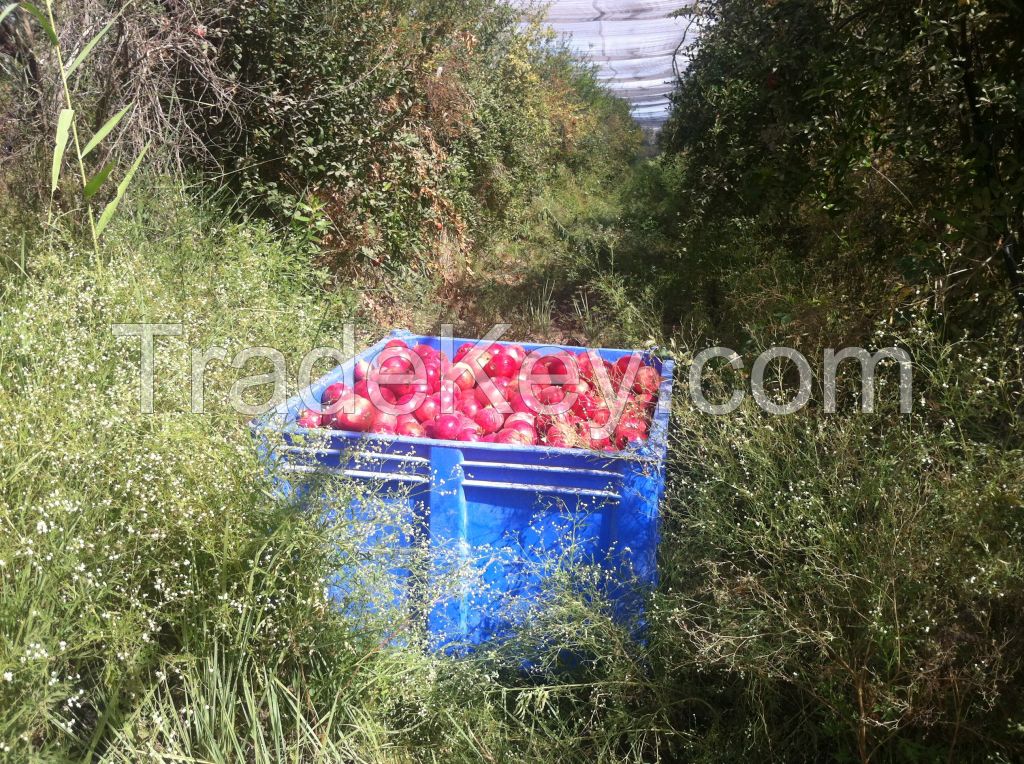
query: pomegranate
370 411 399 434
413 396 440 423
379 354 413 375
633 366 660 396
475 377 511 408
473 407 504 434
458 413 483 434
354 359 371 382
507 392 533 414
496 428 532 446
619 413 649 435
564 379 590 396
545 430 570 448
459 397 482 418
373 379 423 415
505 344 527 366
614 423 647 449
571 392 598 419
432 414 462 441
543 353 571 377
437 389 457 414
538 385 565 405
545 420 578 447
576 351 596 380
413 343 437 361
427 364 443 393
505 411 536 429
453 342 476 363
396 420 425 438
447 362 476 391
333 394 375 432
406 381 430 397
484 352 517 379
505 420 537 442
458 428 482 442
614 354 637 377
321 383 347 408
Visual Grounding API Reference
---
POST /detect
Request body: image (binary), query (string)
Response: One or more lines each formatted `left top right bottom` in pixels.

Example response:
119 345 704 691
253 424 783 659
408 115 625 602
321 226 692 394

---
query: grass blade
82 103 131 158
83 160 114 200
65 17 115 78
51 107 73 193
95 142 149 237
20 1 56 45
0 4 19 25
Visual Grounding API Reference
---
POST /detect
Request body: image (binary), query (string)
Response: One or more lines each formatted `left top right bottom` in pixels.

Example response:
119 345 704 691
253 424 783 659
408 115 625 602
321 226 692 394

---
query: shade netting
513 1 696 126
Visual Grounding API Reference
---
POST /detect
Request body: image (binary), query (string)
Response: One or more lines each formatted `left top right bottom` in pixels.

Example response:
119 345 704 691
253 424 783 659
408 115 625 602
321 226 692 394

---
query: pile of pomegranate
296 339 662 451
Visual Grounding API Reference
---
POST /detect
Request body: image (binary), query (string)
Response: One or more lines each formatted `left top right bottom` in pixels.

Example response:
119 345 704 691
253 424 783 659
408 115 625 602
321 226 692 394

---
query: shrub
209 0 636 268
650 306 1024 760
638 0 1024 336
0 0 638 273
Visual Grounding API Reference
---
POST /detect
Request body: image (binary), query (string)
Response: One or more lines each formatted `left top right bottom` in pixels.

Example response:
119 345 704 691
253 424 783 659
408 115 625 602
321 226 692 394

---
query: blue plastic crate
251 330 674 650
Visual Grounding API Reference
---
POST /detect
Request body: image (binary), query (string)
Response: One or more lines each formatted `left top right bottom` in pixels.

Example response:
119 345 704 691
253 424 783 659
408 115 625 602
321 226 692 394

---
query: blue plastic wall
251 330 674 650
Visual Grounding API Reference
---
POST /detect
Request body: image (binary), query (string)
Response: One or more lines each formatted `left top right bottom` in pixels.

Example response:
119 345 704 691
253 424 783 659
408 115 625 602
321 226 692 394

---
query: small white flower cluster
22 642 49 661
64 683 85 712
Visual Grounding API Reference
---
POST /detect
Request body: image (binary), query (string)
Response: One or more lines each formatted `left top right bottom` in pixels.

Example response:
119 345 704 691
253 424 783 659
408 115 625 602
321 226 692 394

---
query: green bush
631 0 1024 338
653 309 1024 760
0 0 637 275
209 0 637 267
5 0 1023 760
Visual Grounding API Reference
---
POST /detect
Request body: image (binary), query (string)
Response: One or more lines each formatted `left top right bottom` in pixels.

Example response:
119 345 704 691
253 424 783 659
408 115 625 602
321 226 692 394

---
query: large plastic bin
251 330 674 650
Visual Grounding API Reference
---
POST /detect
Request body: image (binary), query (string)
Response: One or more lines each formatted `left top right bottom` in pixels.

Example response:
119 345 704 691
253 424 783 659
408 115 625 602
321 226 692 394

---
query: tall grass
6 0 150 252
3 185 1023 761
655 307 1024 759
2 1 1023 753
0 188 657 762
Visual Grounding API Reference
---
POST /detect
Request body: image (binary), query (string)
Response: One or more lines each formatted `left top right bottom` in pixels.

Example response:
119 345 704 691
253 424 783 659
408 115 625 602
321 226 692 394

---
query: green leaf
95 142 149 238
0 4 19 25
83 160 114 200
51 107 73 194
65 17 115 78
20 2 56 45
81 103 131 158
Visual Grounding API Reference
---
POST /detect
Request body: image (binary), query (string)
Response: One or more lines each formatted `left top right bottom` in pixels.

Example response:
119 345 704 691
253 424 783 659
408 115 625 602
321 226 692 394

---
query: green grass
0 187 664 762
2 181 1024 761
1 0 1018 754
